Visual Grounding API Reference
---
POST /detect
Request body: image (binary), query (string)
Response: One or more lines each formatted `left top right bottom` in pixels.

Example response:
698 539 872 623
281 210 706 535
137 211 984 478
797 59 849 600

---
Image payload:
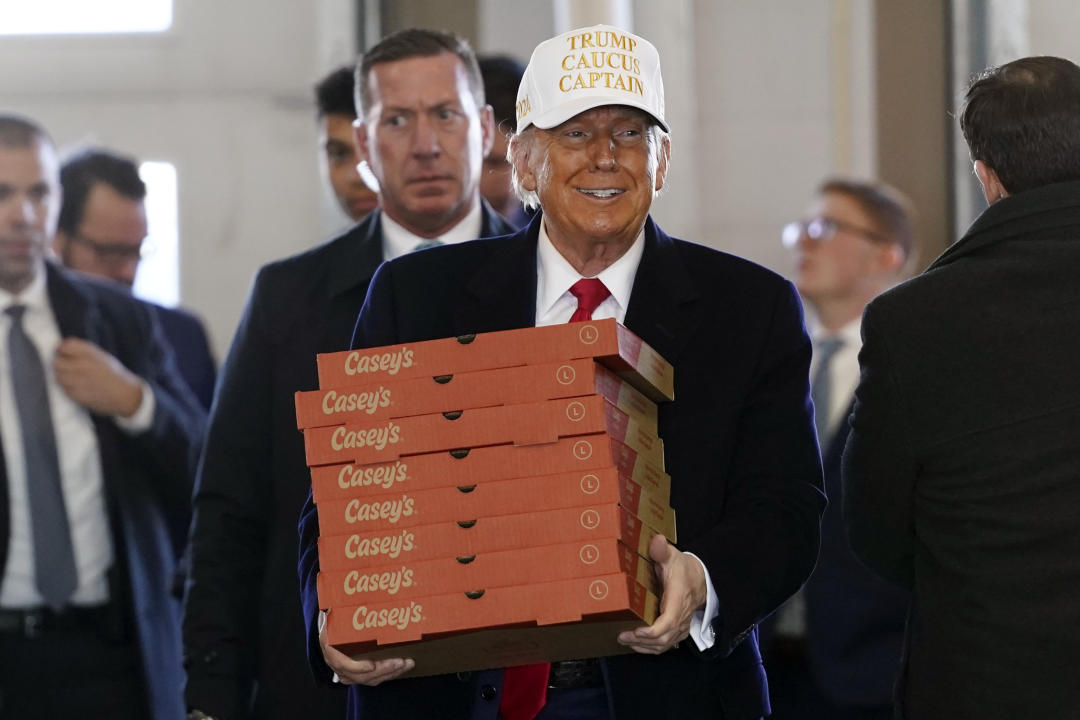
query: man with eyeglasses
54 149 217 410
764 178 913 720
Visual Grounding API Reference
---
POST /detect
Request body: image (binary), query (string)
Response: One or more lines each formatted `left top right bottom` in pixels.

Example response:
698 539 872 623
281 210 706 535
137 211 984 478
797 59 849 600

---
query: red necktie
568 278 611 323
500 279 612 720
499 662 550 720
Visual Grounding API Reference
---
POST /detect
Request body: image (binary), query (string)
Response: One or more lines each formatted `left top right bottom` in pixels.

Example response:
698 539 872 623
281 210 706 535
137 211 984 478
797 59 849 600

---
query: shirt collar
808 314 863 346
536 218 645 319
381 201 484 261
0 261 49 315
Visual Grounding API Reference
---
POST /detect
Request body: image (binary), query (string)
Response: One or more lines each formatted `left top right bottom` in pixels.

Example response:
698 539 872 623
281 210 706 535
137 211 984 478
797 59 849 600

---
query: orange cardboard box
310 433 670 502
314 467 676 537
296 358 657 432
331 612 655 678
317 537 659 607
303 395 663 467
325 572 658 652
317 505 664 572
316 319 674 402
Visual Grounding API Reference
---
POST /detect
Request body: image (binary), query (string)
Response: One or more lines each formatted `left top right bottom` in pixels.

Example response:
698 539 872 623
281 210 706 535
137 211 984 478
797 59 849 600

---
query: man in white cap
298 24 824 720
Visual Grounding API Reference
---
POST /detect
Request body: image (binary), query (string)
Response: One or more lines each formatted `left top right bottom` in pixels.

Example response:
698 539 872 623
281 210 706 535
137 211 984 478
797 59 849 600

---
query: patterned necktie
568 278 611 323
6 305 78 610
811 337 844 447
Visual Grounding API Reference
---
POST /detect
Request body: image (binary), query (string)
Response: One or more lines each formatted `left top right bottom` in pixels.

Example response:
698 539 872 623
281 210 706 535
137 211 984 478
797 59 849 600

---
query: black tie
6 305 78 609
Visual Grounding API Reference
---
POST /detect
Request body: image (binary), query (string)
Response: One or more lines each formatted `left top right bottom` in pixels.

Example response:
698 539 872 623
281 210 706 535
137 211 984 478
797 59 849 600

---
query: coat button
480 684 497 701
456 671 472 682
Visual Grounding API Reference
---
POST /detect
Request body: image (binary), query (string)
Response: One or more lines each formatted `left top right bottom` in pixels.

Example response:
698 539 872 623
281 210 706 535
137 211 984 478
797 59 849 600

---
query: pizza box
303 395 662 467
316 319 674 402
310 433 669 503
297 358 656 432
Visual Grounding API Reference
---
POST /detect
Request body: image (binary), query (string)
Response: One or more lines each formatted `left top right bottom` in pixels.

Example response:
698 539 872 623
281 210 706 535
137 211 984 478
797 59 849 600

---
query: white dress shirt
0 264 155 608
534 221 720 651
380 202 484 261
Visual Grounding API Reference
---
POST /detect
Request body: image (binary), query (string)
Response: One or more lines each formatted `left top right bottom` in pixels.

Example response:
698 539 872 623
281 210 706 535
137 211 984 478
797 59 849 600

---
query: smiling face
514 106 668 268
356 52 493 237
0 139 59 294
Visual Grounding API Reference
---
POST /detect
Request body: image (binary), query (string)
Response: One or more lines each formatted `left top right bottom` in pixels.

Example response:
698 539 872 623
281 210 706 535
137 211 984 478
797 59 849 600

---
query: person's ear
52 230 70 261
479 104 495 158
353 119 371 165
510 135 538 192
654 135 671 192
974 160 1008 205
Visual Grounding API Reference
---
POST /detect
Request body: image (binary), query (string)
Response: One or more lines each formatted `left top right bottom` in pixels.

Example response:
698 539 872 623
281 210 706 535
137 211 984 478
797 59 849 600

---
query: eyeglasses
68 233 154 264
781 217 887 249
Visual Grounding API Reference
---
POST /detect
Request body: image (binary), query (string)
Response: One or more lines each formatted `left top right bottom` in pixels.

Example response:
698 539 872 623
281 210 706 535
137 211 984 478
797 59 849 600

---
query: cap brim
522 95 669 133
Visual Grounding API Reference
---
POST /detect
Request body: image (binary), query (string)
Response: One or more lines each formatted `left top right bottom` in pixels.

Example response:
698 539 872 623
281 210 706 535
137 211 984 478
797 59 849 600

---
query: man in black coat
0 115 204 720
763 178 913 719
843 56 1080 719
300 24 824 720
182 29 512 720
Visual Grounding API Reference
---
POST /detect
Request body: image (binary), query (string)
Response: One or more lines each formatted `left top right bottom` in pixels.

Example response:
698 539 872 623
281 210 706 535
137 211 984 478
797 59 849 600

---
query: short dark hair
478 54 525 133
354 28 484 118
0 114 52 149
315 65 358 119
58 149 146 236
818 177 916 260
960 56 1080 194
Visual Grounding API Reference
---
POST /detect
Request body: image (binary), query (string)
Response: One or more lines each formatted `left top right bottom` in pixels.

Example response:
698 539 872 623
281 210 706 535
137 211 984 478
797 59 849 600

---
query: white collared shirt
533 219 720 651
0 265 113 607
380 201 485 261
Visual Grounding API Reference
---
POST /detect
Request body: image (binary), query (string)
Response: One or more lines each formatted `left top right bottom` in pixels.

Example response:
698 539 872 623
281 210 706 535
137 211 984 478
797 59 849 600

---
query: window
0 0 172 35
133 161 179 308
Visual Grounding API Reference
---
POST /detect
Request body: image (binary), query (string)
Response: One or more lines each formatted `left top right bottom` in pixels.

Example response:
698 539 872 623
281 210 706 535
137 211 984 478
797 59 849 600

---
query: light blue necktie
6 305 77 610
811 337 844 446
412 239 442 252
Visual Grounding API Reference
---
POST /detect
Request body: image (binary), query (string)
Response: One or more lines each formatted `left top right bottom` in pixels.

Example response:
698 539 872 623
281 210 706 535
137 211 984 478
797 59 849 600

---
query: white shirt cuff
684 552 718 650
319 610 341 683
113 379 155 433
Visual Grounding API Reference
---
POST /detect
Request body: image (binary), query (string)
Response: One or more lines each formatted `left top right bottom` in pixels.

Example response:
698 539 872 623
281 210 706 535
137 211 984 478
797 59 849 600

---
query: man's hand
617 533 707 655
53 338 143 418
319 612 415 686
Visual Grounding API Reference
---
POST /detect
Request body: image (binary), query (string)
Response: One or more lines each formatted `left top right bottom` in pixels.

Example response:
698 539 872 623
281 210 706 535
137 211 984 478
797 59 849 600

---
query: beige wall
4 0 1076 359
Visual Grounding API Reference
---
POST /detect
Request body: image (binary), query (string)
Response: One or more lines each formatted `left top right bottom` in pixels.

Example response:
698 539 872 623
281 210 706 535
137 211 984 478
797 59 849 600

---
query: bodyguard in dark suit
843 56 1080 719
182 29 511 720
763 179 913 718
300 25 824 720
0 116 204 719
53 148 218 410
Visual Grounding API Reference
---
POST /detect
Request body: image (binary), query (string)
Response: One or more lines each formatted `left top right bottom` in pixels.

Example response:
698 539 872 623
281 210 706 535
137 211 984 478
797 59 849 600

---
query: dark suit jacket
182 206 512 720
151 303 217 410
802 411 907 706
298 215 825 719
843 180 1080 719
0 262 205 720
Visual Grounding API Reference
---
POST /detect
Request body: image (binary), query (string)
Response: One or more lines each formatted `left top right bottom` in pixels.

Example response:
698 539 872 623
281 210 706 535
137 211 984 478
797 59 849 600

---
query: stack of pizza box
296 318 677 677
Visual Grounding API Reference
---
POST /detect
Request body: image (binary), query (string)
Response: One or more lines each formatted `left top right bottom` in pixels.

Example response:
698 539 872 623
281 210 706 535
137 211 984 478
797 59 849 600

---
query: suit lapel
454 220 538 335
324 213 385 300
624 218 700 365
46 262 99 342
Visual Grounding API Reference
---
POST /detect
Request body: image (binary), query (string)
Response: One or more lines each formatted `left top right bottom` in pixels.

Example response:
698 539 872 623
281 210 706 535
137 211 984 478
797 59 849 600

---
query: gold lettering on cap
557 30 646 98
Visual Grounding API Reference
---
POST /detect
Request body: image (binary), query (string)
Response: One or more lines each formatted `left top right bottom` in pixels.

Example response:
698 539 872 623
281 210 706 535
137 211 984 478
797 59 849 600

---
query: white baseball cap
515 24 668 133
